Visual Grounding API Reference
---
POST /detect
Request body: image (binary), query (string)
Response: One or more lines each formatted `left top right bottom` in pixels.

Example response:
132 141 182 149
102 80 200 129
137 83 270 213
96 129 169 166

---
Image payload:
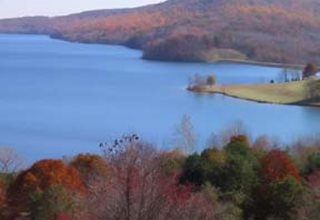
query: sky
0 0 163 19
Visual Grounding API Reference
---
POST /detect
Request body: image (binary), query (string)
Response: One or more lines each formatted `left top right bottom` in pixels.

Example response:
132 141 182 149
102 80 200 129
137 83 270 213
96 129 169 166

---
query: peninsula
188 79 320 107
188 63 320 106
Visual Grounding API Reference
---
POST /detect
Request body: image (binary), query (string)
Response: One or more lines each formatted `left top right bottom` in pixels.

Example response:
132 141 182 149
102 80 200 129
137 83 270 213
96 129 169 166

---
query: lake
1 34 320 162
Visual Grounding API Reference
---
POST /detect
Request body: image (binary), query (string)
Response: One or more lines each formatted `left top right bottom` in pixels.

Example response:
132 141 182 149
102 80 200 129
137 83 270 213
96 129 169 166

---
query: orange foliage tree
7 159 86 219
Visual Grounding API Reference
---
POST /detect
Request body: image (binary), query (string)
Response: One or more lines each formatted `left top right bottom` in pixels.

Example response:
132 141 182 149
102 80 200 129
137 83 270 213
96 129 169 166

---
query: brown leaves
87 142 217 220
71 154 109 185
230 135 249 145
8 159 86 207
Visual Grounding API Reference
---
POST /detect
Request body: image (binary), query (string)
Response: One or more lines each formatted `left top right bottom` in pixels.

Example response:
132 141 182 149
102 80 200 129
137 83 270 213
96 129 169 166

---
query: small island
188 63 320 107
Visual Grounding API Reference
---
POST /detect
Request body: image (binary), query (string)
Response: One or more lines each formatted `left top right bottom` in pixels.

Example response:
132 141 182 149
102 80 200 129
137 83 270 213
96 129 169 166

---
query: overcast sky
0 0 163 19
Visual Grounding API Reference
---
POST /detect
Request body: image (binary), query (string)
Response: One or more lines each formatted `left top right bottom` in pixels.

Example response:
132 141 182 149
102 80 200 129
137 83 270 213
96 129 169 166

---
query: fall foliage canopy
261 150 301 183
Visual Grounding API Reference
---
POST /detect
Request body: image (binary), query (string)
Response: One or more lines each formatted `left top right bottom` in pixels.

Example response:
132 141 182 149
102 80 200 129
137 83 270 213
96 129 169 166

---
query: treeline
1 0 320 64
1 132 320 219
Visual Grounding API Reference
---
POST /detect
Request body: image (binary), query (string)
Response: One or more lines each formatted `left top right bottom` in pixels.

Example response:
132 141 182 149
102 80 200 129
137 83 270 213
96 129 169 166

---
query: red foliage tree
260 150 301 183
87 140 217 219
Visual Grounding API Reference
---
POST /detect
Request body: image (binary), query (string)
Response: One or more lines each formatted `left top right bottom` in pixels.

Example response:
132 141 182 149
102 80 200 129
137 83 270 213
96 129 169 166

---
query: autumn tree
88 135 218 220
303 63 318 79
250 150 303 220
219 120 250 146
260 150 301 183
7 159 85 219
70 153 109 185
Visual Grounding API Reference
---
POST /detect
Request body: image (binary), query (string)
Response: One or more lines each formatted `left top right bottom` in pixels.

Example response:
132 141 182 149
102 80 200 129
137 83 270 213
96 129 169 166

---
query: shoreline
0 32 305 68
49 34 305 68
197 89 320 108
188 81 320 108
211 59 303 69
49 35 305 69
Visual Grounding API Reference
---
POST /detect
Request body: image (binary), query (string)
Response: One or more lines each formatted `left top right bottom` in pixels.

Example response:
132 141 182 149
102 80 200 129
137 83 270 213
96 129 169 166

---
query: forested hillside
1 0 320 64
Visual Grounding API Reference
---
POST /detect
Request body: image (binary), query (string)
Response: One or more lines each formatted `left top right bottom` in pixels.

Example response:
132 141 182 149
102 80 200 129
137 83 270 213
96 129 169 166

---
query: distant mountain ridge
1 0 320 64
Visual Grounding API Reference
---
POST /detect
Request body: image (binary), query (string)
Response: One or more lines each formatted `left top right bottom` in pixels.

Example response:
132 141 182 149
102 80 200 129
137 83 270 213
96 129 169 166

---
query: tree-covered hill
1 0 320 64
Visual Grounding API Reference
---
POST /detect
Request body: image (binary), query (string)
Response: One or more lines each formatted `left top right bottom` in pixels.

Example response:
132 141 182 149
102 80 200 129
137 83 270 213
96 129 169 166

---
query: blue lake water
1 34 320 162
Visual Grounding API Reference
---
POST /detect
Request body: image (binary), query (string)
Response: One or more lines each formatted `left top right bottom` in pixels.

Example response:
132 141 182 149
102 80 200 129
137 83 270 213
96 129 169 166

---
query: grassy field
191 80 320 107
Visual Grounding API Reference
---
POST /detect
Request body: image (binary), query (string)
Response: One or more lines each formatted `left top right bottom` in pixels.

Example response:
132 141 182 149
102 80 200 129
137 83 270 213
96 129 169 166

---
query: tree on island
303 63 318 79
188 74 216 91
206 75 216 86
188 74 206 91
